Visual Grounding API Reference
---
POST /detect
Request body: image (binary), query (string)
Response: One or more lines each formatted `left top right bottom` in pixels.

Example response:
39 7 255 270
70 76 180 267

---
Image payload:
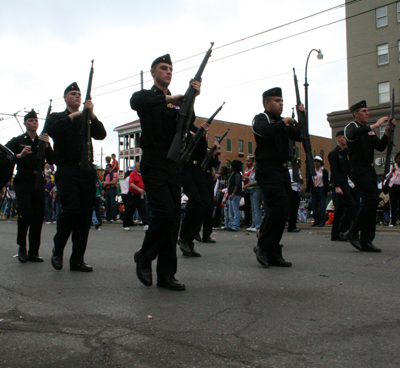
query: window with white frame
376 6 388 27
377 44 389 65
378 82 390 103
398 2 400 23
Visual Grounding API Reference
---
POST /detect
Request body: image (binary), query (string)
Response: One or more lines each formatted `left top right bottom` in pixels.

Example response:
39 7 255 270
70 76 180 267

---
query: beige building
328 0 400 174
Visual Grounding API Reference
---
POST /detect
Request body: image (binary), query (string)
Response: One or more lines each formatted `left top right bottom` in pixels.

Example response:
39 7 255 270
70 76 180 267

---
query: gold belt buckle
193 160 198 164
283 163 287 167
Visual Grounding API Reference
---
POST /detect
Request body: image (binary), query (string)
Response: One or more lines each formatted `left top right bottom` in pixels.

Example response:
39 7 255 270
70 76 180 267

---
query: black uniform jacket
253 110 301 164
344 120 388 165
328 146 351 189
47 109 106 165
6 133 54 184
130 84 195 157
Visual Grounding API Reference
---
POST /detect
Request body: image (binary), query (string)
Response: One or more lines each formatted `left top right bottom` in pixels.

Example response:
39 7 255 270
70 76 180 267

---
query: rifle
167 42 214 164
181 101 225 165
293 67 316 177
201 128 229 171
289 107 300 182
35 101 52 189
80 60 94 171
384 88 395 176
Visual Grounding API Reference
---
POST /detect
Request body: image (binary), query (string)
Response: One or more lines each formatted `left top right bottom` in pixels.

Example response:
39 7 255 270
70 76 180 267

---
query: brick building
114 118 332 187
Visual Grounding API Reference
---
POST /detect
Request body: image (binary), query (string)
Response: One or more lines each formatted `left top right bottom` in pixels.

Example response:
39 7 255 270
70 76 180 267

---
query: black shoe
179 239 201 257
94 223 100 230
157 276 186 291
344 230 362 250
268 256 292 267
134 251 152 286
28 255 44 262
361 242 382 253
318 222 325 227
51 255 63 270
337 233 347 242
288 228 301 233
18 247 28 263
311 222 319 227
253 246 269 268
202 237 216 243
70 262 93 272
194 234 202 242
227 227 239 231
190 249 201 257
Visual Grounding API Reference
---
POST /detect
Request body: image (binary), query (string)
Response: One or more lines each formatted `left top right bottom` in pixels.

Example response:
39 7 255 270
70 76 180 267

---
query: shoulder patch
368 130 376 136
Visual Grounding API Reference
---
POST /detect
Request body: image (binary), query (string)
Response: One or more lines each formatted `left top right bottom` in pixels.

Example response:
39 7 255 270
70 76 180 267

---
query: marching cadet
252 87 303 268
344 100 395 252
47 83 106 272
6 110 54 263
130 54 201 291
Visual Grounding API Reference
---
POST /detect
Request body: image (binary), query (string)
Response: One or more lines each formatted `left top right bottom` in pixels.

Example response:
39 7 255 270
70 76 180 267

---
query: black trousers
288 189 300 231
331 185 355 239
180 163 209 245
198 179 214 240
350 166 379 243
389 184 400 225
244 191 252 224
140 152 181 277
14 180 45 256
53 165 96 265
256 164 290 258
123 192 148 227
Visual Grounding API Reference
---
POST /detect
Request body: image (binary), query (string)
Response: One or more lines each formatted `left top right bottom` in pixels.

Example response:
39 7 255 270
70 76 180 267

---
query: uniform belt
189 160 198 164
33 170 38 174
206 170 211 173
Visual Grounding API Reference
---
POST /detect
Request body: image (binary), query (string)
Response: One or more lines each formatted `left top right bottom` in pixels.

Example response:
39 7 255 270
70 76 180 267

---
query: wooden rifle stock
35 101 52 189
201 128 229 170
80 60 94 171
167 43 214 164
384 88 395 175
181 101 225 165
293 67 316 177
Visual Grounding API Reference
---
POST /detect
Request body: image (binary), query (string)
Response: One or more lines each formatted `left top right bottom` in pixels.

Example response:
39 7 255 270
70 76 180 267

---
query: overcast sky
0 0 351 167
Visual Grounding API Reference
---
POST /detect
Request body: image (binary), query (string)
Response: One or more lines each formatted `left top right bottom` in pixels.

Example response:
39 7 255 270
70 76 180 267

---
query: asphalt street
0 220 399 368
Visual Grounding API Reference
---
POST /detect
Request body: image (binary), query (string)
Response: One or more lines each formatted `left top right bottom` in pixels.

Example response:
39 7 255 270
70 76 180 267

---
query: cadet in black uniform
328 130 355 241
344 100 395 252
179 127 210 256
47 83 107 271
6 110 54 263
252 87 302 268
130 54 201 291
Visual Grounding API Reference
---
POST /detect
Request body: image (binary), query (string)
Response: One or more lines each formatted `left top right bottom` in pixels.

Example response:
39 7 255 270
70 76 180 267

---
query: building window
376 6 387 28
320 150 324 160
295 146 300 158
398 2 400 23
226 138 232 152
377 44 389 65
398 40 400 61
313 149 316 158
379 124 387 138
378 82 390 103
248 141 253 155
238 140 244 153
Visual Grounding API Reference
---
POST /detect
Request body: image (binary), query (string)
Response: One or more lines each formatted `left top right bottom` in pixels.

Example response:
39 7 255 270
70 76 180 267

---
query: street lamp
304 49 323 131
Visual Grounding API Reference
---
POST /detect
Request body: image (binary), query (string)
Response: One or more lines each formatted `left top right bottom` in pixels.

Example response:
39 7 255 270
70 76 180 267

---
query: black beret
64 82 80 95
350 100 367 113
24 109 37 122
335 130 345 137
151 54 172 68
263 87 282 100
